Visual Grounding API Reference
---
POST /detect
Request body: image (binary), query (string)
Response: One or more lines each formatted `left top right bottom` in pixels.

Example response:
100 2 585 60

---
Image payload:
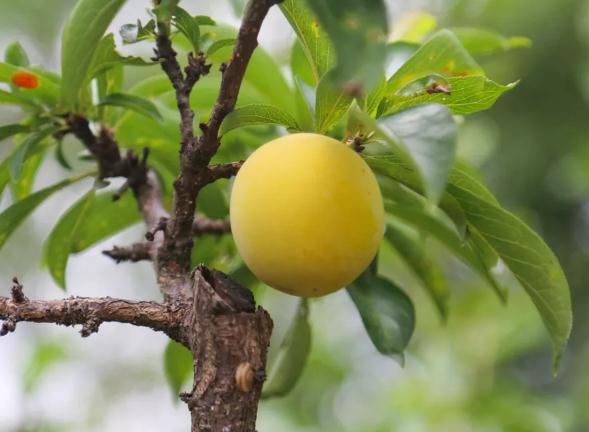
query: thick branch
0 294 184 339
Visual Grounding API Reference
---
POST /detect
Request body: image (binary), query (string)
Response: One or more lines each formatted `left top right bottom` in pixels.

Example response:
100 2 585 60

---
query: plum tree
230 133 384 296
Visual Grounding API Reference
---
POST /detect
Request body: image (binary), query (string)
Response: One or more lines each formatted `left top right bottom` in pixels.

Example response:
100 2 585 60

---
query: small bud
11 71 39 89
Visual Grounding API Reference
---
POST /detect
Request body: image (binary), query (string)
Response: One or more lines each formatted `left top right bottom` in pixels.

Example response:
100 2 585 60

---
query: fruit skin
230 133 385 297
11 71 38 89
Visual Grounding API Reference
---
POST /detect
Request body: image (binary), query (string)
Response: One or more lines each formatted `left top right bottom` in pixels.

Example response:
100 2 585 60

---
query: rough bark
1 1 281 430
181 268 273 432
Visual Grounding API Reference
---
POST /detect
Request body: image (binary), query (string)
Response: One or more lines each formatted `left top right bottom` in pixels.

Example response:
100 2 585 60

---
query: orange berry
11 71 39 89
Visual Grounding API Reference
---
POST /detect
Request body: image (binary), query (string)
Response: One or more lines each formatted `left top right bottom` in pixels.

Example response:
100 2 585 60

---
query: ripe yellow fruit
230 133 385 297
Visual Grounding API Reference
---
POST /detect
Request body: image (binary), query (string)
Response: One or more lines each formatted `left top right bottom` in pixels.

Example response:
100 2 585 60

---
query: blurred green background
0 0 588 431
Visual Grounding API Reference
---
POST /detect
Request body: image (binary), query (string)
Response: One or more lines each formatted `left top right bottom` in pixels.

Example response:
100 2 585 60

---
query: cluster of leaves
0 0 571 399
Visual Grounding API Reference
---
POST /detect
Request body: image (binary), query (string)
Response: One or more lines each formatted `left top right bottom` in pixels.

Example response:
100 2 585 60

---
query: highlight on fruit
230 133 385 297
11 71 39 89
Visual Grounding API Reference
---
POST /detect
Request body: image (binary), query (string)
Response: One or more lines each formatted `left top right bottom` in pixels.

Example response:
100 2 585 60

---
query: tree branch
156 0 278 290
103 217 231 264
0 280 185 339
207 160 243 182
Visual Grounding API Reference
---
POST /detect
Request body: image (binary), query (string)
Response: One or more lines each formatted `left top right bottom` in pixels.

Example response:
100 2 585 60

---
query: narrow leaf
71 192 140 253
387 29 483 94
44 190 96 289
0 124 30 142
60 0 127 109
315 70 353 133
206 38 236 56
305 0 388 89
98 92 163 122
9 127 58 181
220 104 300 135
380 75 517 117
174 7 201 53
279 0 335 84
262 299 311 399
385 221 449 319
447 183 572 371
0 173 91 250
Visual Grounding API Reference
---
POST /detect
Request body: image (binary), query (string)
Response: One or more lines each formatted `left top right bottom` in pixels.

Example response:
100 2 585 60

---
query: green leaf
347 263 415 360
0 173 91 250
446 182 572 371
0 63 59 106
9 126 59 181
305 0 388 89
380 75 517 117
220 104 300 135
0 89 39 108
71 192 141 253
4 42 30 67
315 70 353 133
194 16 216 26
384 199 504 300
262 299 311 399
60 0 127 109
291 41 316 86
54 140 73 171
98 92 163 122
173 7 201 52
387 29 483 94
0 124 30 142
43 190 96 290
384 220 449 319
370 104 458 204
11 151 44 200
279 0 335 84
154 0 179 31
88 34 152 80
163 340 193 397
206 38 236 56
294 78 314 132
451 27 531 56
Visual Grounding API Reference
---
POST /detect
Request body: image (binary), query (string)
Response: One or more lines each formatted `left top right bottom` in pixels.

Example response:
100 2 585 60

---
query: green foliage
315 70 353 133
220 104 300 135
173 7 201 53
4 41 30 67
384 220 449 319
0 0 571 386
263 299 312 399
43 190 95 289
0 173 91 250
71 192 140 253
98 92 163 122
447 181 572 370
0 124 30 142
387 30 483 94
163 340 193 397
347 261 415 362
8 126 58 181
60 0 127 109
279 0 335 84
304 0 388 89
